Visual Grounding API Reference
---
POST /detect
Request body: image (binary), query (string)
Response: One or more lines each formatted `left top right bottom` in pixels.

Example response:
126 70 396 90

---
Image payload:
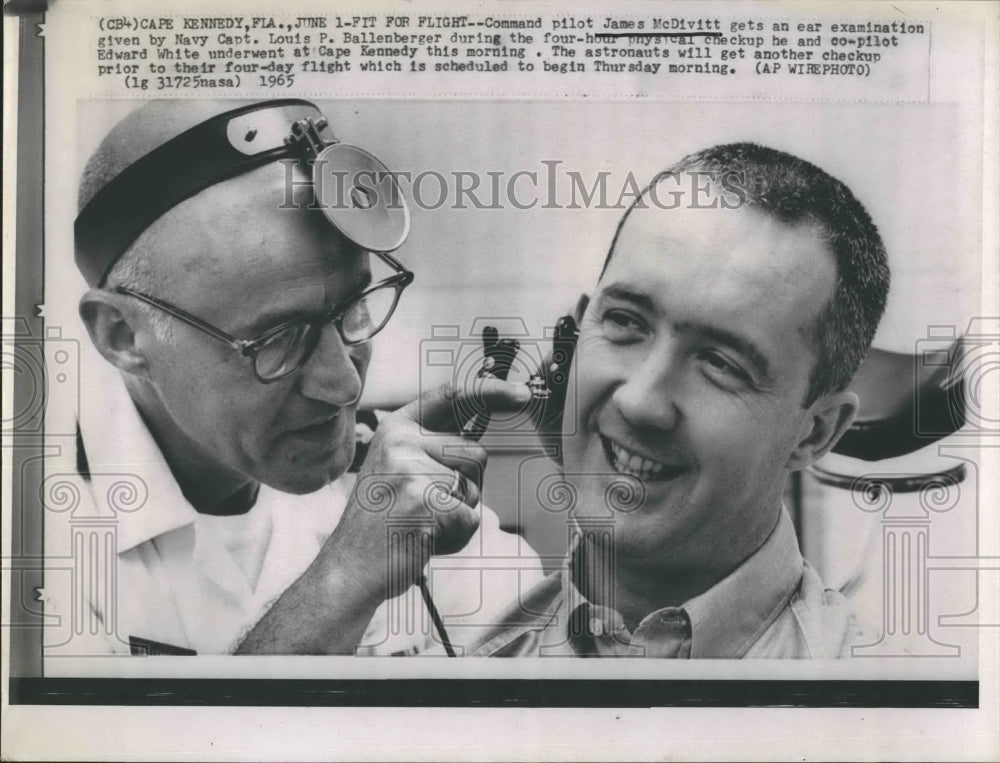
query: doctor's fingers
399 379 532 434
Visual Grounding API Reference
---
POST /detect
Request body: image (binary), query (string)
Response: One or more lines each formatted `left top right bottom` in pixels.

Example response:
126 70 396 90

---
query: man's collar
78 343 199 553
560 508 804 658
682 508 803 657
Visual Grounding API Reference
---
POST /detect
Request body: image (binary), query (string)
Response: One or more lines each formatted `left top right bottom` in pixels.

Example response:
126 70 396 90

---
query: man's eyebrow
678 321 772 381
599 283 657 312
350 270 374 295
244 271 374 336
599 283 772 380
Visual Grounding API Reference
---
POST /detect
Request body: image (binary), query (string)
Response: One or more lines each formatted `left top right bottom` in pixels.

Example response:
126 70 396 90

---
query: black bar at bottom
8 678 978 708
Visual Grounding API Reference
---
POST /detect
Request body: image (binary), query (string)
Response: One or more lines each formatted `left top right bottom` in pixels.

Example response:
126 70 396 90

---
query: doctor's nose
297 323 366 407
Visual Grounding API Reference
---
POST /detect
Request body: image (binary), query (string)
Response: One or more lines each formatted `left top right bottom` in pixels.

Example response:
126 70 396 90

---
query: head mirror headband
75 99 411 287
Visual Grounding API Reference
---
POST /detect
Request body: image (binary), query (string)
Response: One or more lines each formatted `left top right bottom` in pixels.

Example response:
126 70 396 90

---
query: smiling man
49 99 538 657
472 143 890 658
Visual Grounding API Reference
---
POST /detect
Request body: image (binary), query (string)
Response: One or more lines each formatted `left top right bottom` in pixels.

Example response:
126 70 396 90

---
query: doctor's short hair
79 149 173 340
77 101 241 340
603 142 891 407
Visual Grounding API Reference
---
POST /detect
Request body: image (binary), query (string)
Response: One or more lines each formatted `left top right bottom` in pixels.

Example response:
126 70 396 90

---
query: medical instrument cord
417 573 457 657
418 326 522 657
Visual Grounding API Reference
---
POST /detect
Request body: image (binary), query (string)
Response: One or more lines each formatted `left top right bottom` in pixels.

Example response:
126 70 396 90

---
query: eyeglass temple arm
113 287 251 352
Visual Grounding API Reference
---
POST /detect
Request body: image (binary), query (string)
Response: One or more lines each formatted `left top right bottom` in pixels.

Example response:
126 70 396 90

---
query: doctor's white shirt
43 350 543 658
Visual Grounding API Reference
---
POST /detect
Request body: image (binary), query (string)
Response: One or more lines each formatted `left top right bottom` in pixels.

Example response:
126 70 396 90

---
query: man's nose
296 323 366 406
611 344 681 431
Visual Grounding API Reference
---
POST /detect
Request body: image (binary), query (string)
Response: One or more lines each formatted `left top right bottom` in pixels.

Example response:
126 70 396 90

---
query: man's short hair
80 146 174 339
80 140 165 316
605 142 891 406
76 101 235 339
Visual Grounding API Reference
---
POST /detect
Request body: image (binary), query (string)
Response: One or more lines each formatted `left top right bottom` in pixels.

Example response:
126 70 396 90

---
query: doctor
54 99 538 656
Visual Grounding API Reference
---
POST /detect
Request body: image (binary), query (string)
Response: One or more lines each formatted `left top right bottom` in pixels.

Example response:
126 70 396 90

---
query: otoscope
419 318 578 655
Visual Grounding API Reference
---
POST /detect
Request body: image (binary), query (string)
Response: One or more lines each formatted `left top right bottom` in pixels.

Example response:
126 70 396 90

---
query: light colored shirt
198 505 274 590
469 509 867 658
43 348 543 657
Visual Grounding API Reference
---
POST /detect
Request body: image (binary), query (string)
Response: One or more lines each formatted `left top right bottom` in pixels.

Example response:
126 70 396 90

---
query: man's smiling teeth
608 441 667 480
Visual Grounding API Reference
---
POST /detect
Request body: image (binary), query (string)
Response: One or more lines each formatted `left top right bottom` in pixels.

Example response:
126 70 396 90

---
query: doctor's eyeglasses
114 251 414 383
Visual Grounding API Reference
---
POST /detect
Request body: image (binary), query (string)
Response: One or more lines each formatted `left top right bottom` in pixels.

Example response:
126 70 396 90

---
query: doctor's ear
78 289 152 378
786 390 859 470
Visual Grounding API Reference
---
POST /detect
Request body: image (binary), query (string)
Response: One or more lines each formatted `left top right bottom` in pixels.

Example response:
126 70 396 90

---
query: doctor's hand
327 378 532 601
236 378 530 655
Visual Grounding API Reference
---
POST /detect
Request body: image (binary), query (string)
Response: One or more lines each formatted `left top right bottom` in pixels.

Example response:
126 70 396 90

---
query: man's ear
78 290 151 377
786 390 859 470
573 293 590 323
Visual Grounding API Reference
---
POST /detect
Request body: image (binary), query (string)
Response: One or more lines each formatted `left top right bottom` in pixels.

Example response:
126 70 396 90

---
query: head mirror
312 143 410 253
75 100 412 287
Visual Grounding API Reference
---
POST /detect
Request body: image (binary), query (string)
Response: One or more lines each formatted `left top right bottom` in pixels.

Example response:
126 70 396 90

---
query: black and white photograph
3 0 998 760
